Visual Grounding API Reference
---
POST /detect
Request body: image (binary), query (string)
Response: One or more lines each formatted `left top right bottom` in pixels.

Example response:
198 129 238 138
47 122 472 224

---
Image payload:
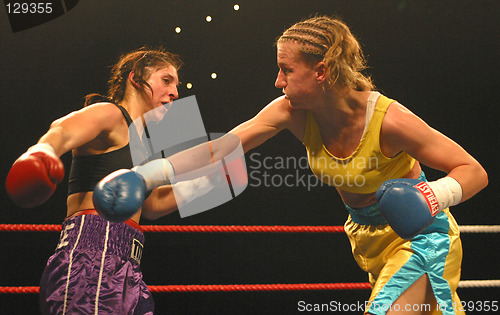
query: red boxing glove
6 143 65 208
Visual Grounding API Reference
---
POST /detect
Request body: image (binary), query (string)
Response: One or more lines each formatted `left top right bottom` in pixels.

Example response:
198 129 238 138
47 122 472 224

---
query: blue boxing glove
375 177 462 240
93 169 147 222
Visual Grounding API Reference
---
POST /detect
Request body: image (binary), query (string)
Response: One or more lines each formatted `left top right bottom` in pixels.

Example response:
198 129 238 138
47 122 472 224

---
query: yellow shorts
344 207 463 315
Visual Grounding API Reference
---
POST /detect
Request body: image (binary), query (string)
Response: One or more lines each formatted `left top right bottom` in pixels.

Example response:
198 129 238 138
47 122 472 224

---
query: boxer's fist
376 178 440 240
93 169 147 222
6 145 64 208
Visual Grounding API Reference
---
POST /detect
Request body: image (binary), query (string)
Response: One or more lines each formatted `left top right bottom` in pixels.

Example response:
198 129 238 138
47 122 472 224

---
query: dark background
1 0 498 314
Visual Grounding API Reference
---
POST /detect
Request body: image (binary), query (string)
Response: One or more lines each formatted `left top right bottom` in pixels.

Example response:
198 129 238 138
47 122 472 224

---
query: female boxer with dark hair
7 47 189 314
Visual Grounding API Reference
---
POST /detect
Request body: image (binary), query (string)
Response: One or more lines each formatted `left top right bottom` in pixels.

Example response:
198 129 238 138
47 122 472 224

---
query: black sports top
68 104 134 195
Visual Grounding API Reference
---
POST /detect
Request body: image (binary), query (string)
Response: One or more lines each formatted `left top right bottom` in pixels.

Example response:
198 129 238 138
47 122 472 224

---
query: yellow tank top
303 92 415 193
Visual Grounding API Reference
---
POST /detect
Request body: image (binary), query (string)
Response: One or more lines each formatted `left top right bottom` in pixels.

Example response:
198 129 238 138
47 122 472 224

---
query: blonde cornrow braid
296 21 329 31
287 27 330 46
280 27 329 56
280 35 327 53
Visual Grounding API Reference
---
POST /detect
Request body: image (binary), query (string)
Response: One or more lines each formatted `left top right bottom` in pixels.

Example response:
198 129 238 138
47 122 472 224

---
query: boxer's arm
38 102 125 156
92 167 211 222
375 103 488 239
141 177 216 220
141 186 178 220
154 96 297 179
6 103 124 208
229 95 299 153
93 97 293 221
139 97 294 216
381 102 488 201
95 160 245 221
129 96 296 187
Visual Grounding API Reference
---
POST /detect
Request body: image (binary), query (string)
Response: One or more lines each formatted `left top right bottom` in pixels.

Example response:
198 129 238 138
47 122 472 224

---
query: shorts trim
63 215 85 314
95 220 110 315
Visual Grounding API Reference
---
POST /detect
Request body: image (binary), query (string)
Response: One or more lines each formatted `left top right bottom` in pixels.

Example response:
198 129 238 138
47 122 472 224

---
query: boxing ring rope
1 224 500 233
1 224 499 294
2 281 500 295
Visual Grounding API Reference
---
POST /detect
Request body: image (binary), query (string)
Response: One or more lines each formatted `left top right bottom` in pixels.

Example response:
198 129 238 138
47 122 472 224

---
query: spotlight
206 16 212 22
186 83 193 89
234 4 240 11
175 27 181 33
211 73 217 79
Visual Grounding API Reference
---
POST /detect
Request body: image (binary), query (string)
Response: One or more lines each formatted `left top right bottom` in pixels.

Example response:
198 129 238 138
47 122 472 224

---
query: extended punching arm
93 133 247 222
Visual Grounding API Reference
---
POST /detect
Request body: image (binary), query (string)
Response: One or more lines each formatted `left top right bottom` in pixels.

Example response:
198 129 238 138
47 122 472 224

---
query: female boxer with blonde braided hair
6 47 195 314
230 15 487 314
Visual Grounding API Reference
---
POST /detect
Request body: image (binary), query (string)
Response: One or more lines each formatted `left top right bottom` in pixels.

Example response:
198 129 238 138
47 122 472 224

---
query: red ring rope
143 225 344 233
0 224 344 233
148 283 372 292
2 224 499 233
3 281 499 294
0 283 370 294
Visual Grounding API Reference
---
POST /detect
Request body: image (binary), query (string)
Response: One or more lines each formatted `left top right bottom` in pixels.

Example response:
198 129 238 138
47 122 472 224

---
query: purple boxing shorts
40 213 154 314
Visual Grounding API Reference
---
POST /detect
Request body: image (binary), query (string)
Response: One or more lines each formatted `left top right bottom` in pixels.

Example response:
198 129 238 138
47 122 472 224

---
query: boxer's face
140 64 180 121
145 64 179 107
275 41 322 109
